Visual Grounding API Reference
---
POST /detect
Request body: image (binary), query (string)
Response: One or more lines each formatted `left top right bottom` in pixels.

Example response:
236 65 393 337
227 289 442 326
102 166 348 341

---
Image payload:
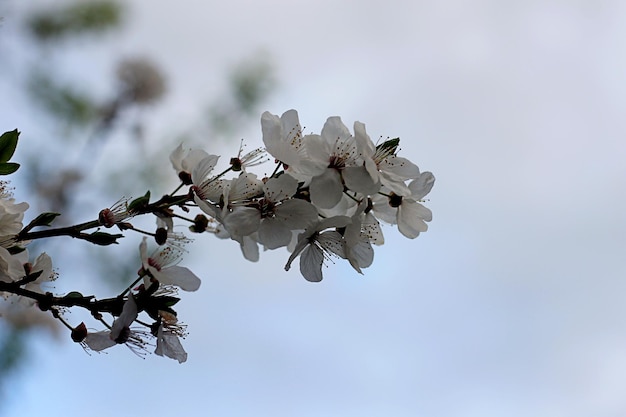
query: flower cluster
78 237 199 363
0 110 435 362
185 109 435 282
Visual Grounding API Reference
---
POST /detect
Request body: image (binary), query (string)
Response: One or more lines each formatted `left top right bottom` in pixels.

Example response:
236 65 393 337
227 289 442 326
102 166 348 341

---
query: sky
1 0 626 416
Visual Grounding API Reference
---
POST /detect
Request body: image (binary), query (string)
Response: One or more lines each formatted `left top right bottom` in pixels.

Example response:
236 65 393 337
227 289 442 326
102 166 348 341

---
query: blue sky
1 0 626 416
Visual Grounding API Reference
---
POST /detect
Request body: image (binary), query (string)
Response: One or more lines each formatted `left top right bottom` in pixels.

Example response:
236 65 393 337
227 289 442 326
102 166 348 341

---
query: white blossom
140 237 201 291
0 246 25 284
84 296 141 352
305 118 378 209
372 171 435 239
285 216 351 282
154 312 188 363
0 198 28 247
170 143 215 185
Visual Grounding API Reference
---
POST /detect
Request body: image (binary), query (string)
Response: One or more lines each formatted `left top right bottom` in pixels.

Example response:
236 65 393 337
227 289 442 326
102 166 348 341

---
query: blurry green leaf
0 130 19 163
231 58 275 114
209 52 276 135
0 329 26 377
0 163 20 175
28 72 97 126
28 1 123 41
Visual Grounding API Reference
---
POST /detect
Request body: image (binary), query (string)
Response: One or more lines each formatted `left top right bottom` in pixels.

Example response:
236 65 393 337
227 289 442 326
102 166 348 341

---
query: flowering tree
0 110 435 363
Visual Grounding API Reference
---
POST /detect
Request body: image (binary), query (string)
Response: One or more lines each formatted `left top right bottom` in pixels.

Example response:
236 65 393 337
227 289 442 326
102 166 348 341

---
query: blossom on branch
139 237 201 292
0 107 436 361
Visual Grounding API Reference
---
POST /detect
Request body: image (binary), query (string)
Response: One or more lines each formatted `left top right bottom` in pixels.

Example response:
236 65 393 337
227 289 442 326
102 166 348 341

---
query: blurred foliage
0 327 25 395
28 71 97 126
2 1 276 412
116 57 166 105
27 1 122 41
209 53 276 136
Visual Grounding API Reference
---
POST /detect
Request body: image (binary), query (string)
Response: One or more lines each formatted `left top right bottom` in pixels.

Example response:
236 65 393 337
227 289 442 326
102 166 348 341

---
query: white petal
304 133 332 164
318 230 346 259
155 326 188 363
139 237 149 268
380 156 420 180
409 172 435 200
223 207 261 237
31 253 53 284
263 174 298 202
348 240 374 271
275 199 319 230
157 266 201 291
258 218 292 249
193 194 218 218
191 154 220 185
363 212 385 245
321 116 351 144
0 247 24 283
169 143 185 171
300 245 324 282
181 149 210 173
84 331 116 351
342 166 380 196
239 235 259 262
310 169 343 209
379 173 412 195
371 195 398 225
397 201 432 239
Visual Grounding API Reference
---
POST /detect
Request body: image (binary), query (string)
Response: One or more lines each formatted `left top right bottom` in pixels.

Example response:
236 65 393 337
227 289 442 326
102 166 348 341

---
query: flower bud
71 322 88 343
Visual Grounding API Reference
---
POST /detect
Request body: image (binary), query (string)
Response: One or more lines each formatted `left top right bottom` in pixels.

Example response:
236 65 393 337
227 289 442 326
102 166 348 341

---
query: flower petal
409 171 435 200
155 326 188 363
342 165 380 196
397 201 432 239
258 218 292 249
310 169 343 209
84 331 116 351
300 245 324 282
157 266 201 291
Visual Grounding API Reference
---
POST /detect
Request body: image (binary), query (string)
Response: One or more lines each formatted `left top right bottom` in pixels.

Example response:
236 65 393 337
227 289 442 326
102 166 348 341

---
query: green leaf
128 191 150 212
375 137 400 156
0 163 20 175
0 130 19 163
81 231 123 246
28 212 61 228
158 296 181 307
63 291 92 300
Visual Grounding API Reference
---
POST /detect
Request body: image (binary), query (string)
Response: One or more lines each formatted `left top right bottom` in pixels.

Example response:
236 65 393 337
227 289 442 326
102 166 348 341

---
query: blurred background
1 0 625 416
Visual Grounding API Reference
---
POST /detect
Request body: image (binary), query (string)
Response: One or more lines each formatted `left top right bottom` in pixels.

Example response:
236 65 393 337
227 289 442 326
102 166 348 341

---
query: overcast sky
1 1 626 416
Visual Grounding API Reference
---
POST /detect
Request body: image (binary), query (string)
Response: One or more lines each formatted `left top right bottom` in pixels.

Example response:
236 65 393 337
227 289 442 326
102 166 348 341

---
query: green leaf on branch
139 295 180 321
158 296 181 307
28 212 61 228
82 231 123 246
0 130 19 163
63 291 92 300
128 191 150 213
376 137 400 156
0 163 20 175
